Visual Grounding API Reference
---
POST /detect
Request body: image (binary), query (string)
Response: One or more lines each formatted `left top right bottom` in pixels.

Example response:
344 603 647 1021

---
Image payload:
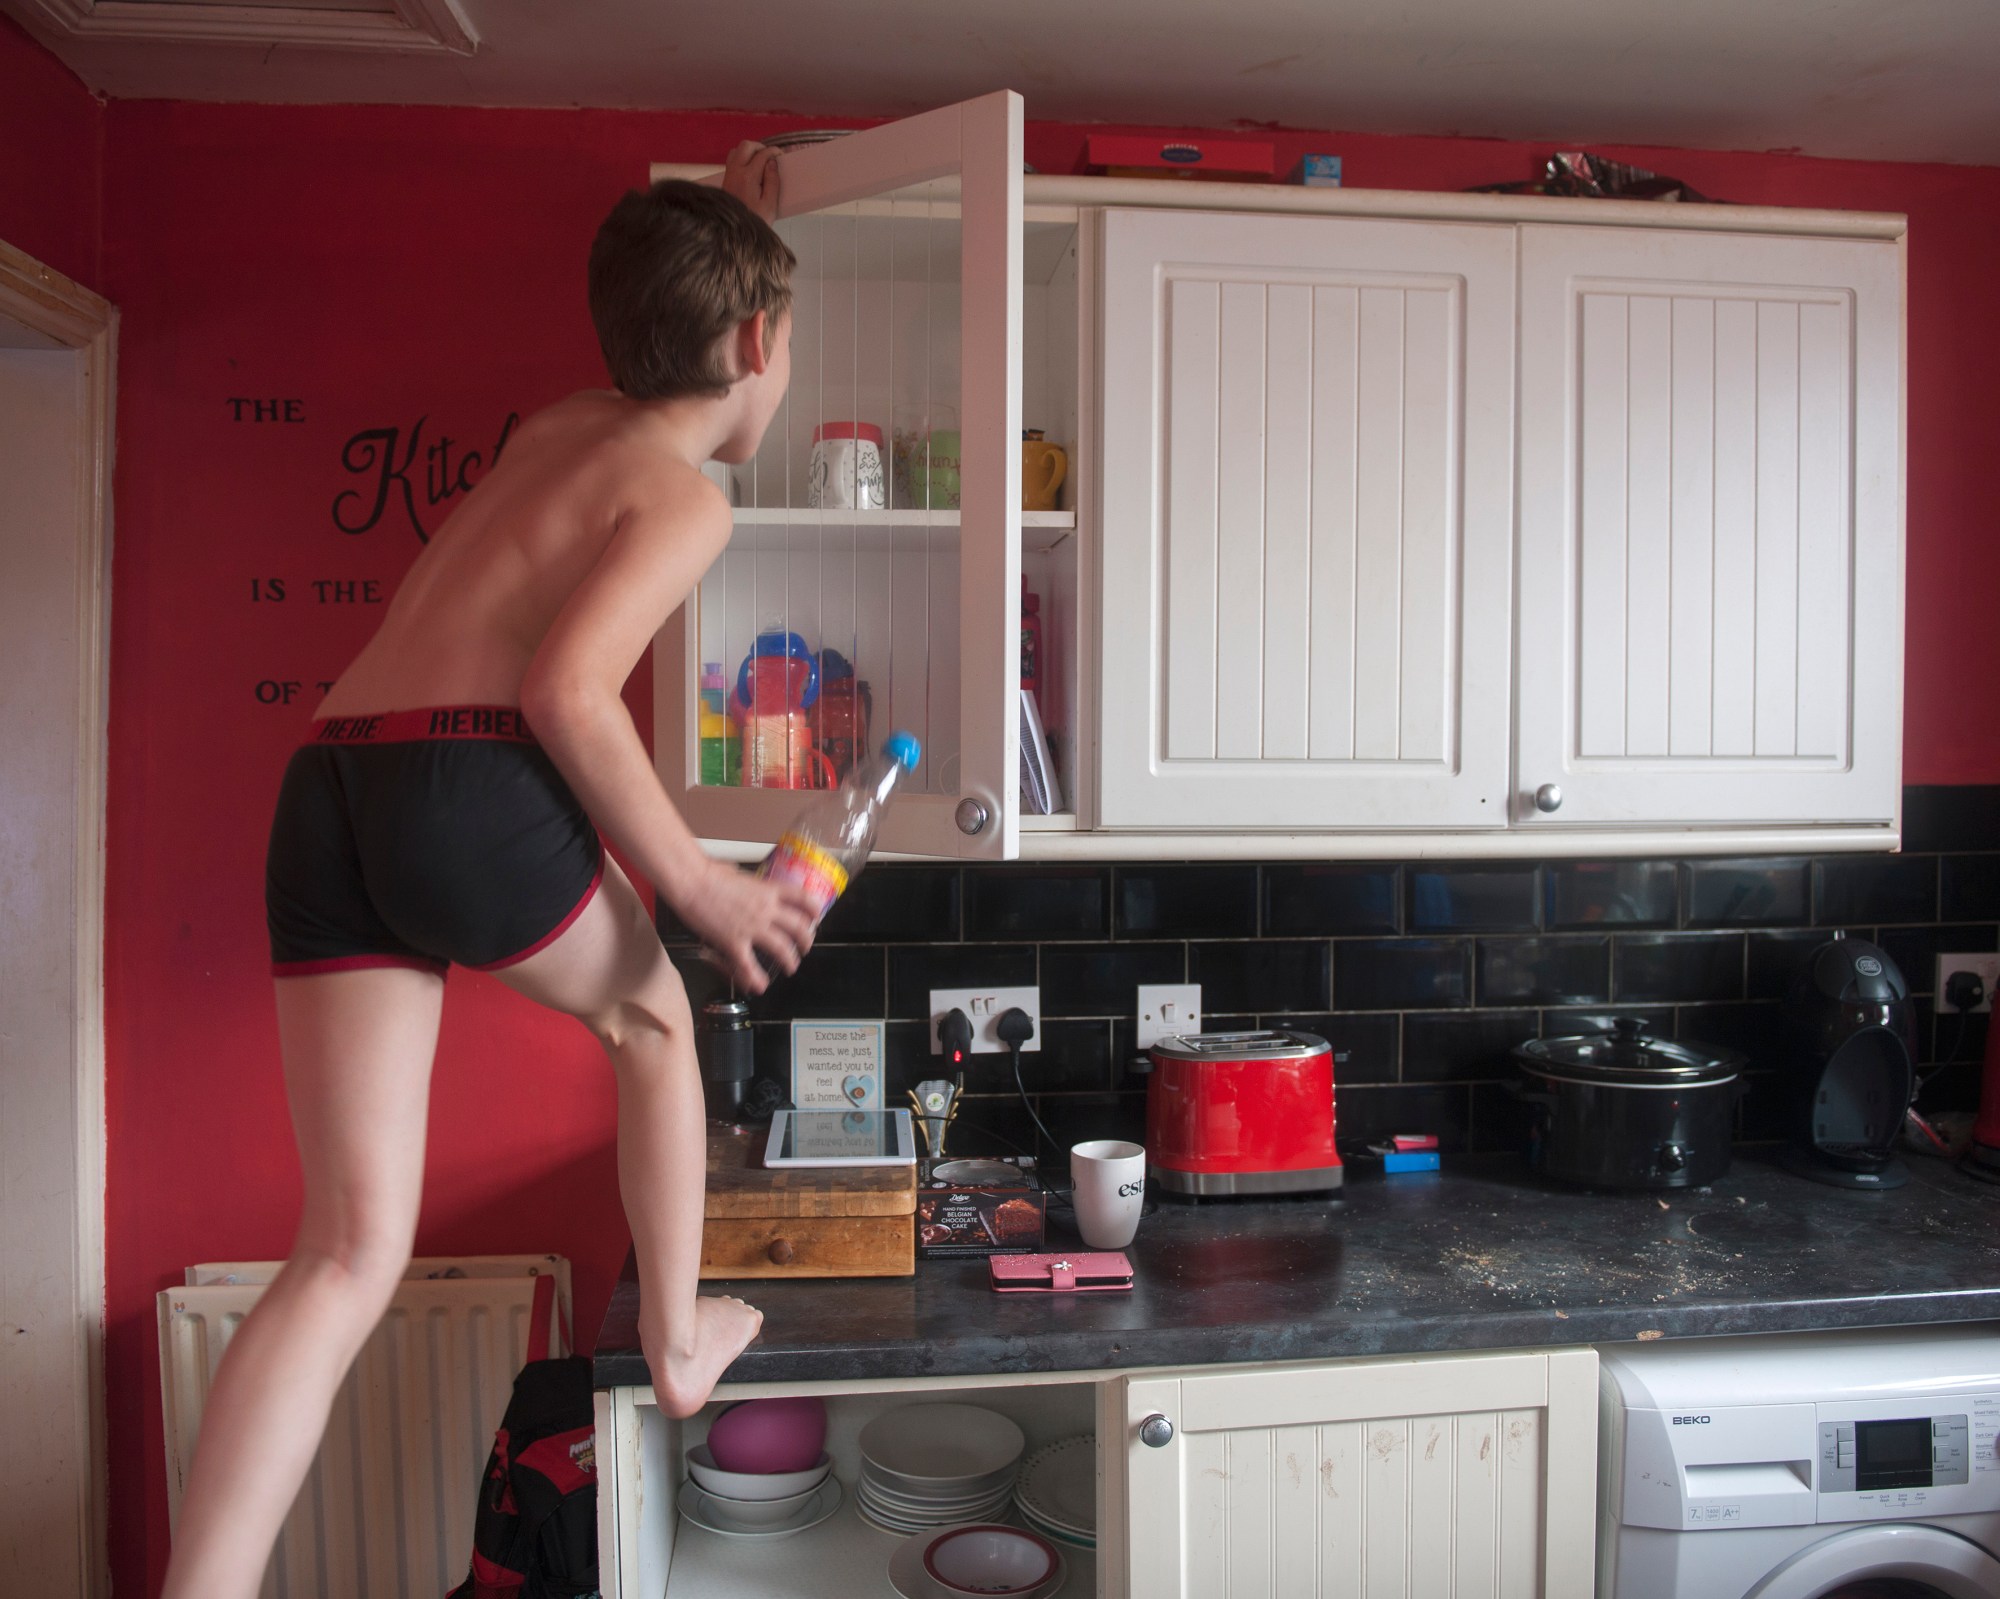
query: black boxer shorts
265 705 604 977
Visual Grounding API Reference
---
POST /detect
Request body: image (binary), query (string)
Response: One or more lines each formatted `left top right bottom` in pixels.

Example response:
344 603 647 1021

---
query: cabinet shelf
724 508 1076 553
662 1496 1097 1599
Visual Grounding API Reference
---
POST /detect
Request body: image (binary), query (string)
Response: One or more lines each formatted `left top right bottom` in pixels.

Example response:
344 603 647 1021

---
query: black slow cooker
1512 1017 1746 1190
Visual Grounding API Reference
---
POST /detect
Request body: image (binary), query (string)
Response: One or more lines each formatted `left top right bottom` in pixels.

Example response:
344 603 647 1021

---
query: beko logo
1672 1415 1713 1425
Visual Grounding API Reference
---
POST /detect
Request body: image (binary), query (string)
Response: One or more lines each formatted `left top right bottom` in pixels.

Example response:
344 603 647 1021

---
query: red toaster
1141 1030 1341 1196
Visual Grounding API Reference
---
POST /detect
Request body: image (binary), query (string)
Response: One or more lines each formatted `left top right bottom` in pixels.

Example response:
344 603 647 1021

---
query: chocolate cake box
916 1156 1046 1257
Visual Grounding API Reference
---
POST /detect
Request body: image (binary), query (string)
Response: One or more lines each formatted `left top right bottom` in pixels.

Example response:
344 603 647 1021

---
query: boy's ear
733 310 773 380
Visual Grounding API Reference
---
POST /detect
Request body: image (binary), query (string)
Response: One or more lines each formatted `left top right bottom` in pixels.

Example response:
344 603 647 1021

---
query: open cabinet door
656 90 1024 859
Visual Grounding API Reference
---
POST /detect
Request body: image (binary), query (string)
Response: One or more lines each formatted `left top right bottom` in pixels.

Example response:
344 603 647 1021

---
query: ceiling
14 0 2000 167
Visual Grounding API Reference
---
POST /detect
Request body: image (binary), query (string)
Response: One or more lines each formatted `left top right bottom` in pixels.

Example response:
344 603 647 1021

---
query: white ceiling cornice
6 0 1998 168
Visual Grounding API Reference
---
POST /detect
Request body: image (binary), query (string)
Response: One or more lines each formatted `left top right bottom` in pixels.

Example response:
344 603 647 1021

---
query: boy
163 143 813 1597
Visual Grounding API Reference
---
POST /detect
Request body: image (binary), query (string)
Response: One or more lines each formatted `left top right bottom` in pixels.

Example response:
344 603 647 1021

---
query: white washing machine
1598 1324 2000 1598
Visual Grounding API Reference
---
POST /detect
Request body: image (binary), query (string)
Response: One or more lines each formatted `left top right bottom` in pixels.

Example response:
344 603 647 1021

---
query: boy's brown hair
588 179 796 401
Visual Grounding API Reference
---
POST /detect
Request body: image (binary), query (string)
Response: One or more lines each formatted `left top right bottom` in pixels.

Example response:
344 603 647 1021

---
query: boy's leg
161 965 443 1599
493 857 760 1418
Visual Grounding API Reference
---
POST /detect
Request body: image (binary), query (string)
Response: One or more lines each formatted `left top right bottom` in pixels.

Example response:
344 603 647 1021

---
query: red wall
76 94 2000 1594
0 15 103 289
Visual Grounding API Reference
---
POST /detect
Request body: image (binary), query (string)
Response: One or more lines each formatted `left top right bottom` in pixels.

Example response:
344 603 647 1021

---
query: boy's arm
520 477 819 992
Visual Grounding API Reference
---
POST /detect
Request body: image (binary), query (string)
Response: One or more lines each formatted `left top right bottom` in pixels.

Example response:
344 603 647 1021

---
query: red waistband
311 705 537 745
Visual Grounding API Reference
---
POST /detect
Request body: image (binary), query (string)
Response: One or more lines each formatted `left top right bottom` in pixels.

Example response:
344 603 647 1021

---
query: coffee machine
1779 933 1919 1189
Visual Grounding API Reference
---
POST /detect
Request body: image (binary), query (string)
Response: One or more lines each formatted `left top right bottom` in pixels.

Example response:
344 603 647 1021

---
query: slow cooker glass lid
1517 1016 1741 1085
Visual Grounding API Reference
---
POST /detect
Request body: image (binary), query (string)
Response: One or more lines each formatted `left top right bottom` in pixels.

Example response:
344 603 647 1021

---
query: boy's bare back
317 391 724 722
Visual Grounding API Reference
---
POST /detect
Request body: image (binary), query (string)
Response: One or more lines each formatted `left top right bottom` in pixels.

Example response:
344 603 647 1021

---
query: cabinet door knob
767 1238 795 1265
1534 783 1563 813
955 798 990 836
1139 1414 1175 1449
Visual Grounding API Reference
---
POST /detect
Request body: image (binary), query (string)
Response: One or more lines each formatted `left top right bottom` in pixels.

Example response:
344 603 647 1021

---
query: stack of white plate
1012 1436 1095 1550
857 1403 1026 1536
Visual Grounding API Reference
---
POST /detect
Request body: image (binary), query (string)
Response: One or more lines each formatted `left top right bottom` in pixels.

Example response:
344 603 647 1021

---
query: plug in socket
929 987 1041 1053
1936 954 2000 1014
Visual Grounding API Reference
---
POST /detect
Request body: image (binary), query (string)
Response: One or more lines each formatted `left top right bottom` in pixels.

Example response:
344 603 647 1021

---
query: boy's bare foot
647 1294 764 1418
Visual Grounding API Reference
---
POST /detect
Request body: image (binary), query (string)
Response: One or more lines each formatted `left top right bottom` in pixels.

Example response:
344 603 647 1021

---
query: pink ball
705 1396 827 1475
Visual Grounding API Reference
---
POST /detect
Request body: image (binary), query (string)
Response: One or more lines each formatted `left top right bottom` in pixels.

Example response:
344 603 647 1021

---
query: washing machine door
1746 1525 2000 1599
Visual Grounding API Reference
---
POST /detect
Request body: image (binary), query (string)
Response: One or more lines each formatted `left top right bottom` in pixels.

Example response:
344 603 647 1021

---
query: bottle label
760 831 850 918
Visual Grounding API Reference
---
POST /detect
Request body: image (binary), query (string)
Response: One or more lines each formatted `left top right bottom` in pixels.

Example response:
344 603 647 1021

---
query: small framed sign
790 1020 885 1111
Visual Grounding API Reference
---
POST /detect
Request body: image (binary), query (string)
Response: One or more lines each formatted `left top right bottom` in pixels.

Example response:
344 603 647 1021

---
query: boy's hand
676 858 819 993
723 141 780 222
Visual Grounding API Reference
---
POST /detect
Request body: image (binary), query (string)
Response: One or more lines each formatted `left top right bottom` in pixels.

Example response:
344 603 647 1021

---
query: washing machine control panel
1819 1415 1969 1493
1813 1393 2000 1521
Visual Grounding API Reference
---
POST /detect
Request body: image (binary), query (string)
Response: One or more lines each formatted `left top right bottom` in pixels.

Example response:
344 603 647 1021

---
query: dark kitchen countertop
592 1150 2000 1388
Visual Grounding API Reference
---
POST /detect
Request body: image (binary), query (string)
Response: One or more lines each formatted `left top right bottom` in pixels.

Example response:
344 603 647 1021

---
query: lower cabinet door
1110 1348 1599 1598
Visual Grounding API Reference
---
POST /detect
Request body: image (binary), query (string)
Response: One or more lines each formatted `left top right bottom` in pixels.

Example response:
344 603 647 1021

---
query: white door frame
0 236 116 1599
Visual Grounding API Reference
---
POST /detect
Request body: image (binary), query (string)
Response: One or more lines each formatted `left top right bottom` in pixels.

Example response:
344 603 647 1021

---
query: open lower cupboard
594 1345 1600 1597
652 91 1907 862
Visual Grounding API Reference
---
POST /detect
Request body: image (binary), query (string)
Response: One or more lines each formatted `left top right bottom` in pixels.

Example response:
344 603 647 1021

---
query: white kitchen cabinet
1110 1346 1599 1598
1095 208 1518 832
649 123 1907 860
1090 199 1904 849
652 90 1040 860
1515 225 1905 830
596 1346 1597 1598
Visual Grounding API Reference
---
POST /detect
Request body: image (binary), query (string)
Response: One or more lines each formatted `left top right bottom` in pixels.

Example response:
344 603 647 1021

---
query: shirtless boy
163 144 812 1597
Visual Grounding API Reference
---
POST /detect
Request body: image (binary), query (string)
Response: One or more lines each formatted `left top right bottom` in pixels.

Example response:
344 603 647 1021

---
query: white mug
1069 1140 1146 1249
806 423 886 510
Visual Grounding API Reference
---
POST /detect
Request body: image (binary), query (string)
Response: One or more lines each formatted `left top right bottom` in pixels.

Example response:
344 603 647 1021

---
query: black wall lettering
332 410 518 543
311 579 383 604
228 398 307 423
255 679 303 705
251 578 287 602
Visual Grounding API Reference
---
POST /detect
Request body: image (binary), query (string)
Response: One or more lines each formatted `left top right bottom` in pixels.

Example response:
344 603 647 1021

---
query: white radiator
159 1254 570 1599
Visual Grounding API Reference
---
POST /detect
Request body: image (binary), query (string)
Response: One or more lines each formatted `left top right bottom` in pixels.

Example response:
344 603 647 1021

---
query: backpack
447 1273 599 1598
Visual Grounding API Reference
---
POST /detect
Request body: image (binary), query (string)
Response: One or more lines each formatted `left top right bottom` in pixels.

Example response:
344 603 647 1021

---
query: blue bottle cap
883 732 921 771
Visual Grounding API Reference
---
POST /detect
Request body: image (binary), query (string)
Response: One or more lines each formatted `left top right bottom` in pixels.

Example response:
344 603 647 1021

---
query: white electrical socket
1936 953 2000 1014
928 987 1041 1054
1136 984 1203 1050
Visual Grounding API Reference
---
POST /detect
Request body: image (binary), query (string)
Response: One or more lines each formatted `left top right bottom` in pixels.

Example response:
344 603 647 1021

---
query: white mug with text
1069 1140 1146 1249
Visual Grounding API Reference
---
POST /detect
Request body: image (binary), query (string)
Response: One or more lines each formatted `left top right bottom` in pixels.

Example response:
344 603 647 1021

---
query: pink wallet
989 1251 1134 1293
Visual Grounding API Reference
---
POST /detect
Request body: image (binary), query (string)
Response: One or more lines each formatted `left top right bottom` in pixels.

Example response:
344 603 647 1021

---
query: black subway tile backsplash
1190 939 1330 1013
750 944 887 1021
1544 860 1678 929
1903 787 2000 853
1040 943 1183 1016
1282 1013 1401 1085
1477 936 1610 1006
887 943 1036 1018
1264 864 1401 936
819 865 961 943
1942 855 2000 924
1615 933 1745 1004
1747 929 1829 999
1335 938 1472 1011
1684 858 1810 927
1408 864 1540 933
1117 864 1259 939
963 866 1107 941
1403 1009 1539 1082
1815 854 1938 926
657 785 1997 1147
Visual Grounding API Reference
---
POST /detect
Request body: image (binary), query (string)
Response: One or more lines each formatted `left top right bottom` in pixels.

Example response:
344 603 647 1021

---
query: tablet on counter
763 1108 917 1168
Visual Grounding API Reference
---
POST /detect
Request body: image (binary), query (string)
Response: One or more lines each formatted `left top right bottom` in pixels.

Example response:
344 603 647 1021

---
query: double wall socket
928 987 1041 1053
1936 954 2000 1014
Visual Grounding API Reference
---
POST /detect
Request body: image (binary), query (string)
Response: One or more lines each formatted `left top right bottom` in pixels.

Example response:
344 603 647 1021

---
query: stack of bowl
887 1521 1067 1599
680 1397 841 1539
857 1402 1026 1535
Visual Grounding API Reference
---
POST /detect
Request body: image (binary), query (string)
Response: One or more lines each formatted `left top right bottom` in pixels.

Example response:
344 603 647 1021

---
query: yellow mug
1021 430 1067 512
